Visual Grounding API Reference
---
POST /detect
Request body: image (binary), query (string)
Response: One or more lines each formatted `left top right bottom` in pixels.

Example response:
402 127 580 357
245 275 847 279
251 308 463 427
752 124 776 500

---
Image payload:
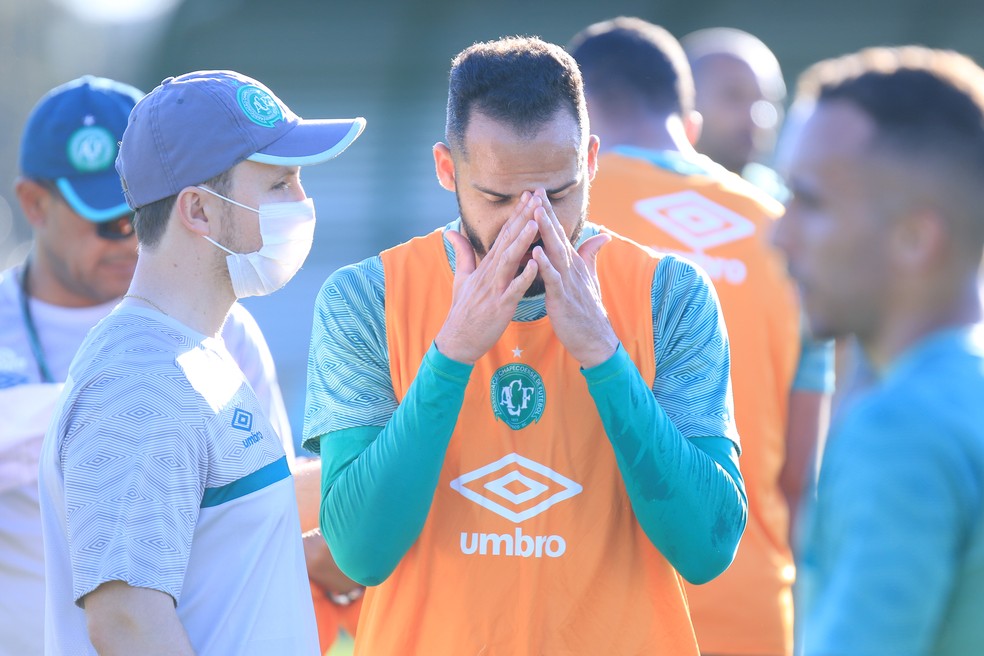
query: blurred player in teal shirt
774 46 984 655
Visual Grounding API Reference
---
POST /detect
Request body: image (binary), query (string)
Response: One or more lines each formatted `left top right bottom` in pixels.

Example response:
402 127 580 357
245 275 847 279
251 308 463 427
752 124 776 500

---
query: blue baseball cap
116 70 366 209
19 75 143 222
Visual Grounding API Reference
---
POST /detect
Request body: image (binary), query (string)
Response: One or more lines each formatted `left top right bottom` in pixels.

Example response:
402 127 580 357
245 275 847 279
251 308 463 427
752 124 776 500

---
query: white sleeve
61 374 207 605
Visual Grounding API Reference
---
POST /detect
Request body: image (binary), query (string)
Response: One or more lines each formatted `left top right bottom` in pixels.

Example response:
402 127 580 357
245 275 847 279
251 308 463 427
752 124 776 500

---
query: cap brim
56 171 131 222
248 117 366 166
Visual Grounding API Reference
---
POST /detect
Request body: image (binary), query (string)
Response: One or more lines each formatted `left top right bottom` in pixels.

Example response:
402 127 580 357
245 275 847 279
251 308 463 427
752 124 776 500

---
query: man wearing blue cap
37 70 364 655
0 76 320 655
0 74 142 656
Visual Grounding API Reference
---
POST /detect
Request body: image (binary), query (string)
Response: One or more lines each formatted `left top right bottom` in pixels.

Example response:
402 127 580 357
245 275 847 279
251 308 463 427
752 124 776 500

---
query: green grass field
325 632 355 656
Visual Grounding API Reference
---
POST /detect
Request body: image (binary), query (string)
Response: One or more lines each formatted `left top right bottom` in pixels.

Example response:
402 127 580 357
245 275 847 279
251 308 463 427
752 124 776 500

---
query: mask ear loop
196 185 259 213
203 235 237 256
197 185 261 255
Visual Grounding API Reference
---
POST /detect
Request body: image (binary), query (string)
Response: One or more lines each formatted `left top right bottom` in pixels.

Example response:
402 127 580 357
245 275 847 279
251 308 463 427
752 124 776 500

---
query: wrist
578 334 619 369
434 333 478 365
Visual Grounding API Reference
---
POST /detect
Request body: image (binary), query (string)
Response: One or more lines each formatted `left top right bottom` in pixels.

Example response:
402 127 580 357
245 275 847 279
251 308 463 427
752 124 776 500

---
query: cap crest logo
237 84 283 128
66 126 116 173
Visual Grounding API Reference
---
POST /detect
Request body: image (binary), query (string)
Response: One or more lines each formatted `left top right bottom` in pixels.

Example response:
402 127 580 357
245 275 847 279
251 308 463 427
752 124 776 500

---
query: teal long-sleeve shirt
304 222 747 587
796 325 984 655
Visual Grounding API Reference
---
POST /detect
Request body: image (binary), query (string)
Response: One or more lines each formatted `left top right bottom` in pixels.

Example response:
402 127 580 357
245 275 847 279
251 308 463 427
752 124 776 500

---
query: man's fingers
504 258 538 301
532 206 571 265
577 233 612 277
446 229 477 279
487 192 534 260
532 189 566 243
479 216 536 292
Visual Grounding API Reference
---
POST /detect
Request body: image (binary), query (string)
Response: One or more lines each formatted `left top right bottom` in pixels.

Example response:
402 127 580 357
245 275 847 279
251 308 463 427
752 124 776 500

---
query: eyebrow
472 178 578 199
274 166 302 183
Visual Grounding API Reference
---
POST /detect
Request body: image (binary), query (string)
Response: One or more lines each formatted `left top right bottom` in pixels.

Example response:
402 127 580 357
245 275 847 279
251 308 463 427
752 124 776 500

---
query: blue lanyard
19 262 54 383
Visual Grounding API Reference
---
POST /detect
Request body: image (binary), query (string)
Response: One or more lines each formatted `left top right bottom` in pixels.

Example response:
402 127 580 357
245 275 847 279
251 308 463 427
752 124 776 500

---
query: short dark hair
568 17 694 118
797 46 984 251
134 169 232 249
33 178 64 202
445 36 587 154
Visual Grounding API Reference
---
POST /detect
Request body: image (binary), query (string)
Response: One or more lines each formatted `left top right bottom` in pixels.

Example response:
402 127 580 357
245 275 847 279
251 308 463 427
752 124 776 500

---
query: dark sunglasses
95 214 136 241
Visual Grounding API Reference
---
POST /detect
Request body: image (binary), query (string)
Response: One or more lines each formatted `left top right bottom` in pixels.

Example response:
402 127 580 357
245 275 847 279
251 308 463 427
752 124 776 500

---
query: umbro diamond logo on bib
450 452 582 523
634 190 755 251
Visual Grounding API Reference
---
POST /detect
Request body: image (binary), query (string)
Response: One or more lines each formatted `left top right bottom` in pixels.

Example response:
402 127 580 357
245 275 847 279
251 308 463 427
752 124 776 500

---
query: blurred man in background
570 17 832 656
776 46 984 654
683 27 788 201
0 76 158 655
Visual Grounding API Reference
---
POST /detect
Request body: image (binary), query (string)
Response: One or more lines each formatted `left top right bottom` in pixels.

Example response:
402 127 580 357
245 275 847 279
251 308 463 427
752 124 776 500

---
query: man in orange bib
304 35 747 655
569 19 832 656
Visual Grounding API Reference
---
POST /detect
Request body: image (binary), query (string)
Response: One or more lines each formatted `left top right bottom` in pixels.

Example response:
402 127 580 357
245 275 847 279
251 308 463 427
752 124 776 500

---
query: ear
891 207 943 271
586 134 600 182
174 186 214 238
684 110 703 146
433 142 456 192
14 178 55 229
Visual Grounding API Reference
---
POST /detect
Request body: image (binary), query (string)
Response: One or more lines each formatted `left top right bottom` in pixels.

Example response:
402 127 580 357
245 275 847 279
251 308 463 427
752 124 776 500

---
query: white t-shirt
39 307 318 655
0 264 294 656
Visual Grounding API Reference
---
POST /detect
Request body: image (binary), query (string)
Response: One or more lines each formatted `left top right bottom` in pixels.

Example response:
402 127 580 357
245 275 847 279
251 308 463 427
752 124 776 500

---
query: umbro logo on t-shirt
231 408 253 431
231 408 264 449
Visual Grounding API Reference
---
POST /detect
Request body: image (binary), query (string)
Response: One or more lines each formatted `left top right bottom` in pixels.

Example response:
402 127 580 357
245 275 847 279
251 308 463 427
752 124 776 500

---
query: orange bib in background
353 229 698 655
590 153 800 656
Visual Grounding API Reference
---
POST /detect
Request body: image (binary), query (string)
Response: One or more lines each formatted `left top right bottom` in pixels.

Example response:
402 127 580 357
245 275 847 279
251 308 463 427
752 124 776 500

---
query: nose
292 179 308 202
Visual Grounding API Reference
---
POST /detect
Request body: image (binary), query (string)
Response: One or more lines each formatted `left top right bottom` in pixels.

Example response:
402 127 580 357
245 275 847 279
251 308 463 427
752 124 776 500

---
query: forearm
303 528 362 595
85 581 194 656
584 346 747 584
293 456 322 531
319 343 472 585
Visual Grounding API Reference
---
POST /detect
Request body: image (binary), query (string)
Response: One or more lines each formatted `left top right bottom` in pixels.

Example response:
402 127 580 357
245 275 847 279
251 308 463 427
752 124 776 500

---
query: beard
456 192 585 298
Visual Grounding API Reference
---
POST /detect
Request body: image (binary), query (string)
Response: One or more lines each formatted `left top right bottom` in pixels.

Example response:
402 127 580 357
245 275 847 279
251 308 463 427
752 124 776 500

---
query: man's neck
597 114 697 157
125 246 236 337
22 255 111 308
862 275 982 373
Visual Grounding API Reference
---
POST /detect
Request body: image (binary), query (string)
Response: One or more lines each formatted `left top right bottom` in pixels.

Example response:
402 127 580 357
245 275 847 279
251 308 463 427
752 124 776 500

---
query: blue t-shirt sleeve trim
201 456 290 508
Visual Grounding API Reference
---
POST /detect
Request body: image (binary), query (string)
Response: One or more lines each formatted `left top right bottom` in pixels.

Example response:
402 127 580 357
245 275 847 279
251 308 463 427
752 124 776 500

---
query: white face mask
198 186 316 298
